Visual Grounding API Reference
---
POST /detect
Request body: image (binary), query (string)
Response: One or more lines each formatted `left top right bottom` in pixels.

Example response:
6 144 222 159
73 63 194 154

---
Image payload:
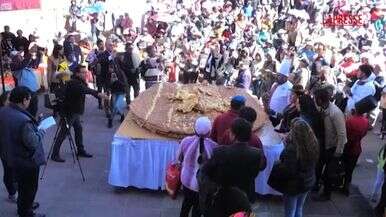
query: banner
0 0 41 11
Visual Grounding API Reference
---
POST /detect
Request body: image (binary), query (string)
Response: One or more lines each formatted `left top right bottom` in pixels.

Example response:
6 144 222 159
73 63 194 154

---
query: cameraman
51 65 105 162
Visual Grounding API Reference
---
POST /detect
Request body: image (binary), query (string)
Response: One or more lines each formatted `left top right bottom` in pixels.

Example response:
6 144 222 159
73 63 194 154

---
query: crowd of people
1 0 386 217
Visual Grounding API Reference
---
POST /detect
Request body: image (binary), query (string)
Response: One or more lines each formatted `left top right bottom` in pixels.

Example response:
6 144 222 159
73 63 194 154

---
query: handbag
267 161 290 193
230 212 256 217
165 162 182 199
326 157 345 188
354 95 378 114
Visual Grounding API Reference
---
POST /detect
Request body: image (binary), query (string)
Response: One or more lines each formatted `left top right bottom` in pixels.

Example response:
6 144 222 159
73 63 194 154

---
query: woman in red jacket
341 105 369 196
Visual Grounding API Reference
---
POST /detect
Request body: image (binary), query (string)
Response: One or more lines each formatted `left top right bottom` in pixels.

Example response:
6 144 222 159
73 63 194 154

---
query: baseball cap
231 95 246 110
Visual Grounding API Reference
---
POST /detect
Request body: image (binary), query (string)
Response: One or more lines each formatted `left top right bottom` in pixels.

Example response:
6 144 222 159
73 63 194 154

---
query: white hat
278 59 292 77
194 117 212 136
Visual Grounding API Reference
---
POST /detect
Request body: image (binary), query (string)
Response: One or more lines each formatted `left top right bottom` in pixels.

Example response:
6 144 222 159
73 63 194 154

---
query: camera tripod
40 116 86 182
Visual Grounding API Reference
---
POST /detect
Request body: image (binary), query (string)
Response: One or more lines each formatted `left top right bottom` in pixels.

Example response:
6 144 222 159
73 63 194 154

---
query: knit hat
278 58 292 77
194 117 212 136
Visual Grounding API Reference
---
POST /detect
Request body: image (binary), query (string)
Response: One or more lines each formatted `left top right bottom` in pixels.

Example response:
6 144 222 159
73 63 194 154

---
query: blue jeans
283 192 308 217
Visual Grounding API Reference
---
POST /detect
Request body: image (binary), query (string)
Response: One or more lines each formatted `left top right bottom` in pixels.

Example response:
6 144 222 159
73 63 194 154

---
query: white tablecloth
108 136 179 190
255 143 284 195
255 122 284 195
108 123 285 193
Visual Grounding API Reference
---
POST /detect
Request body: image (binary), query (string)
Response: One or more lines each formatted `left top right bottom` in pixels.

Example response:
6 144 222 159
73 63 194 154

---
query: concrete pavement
0 95 380 217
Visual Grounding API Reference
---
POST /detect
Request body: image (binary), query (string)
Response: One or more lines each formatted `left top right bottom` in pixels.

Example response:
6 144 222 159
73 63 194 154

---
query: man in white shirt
268 58 293 126
346 64 376 113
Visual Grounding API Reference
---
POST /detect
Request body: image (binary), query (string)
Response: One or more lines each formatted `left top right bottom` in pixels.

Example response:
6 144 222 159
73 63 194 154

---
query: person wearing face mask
0 87 46 217
268 58 293 126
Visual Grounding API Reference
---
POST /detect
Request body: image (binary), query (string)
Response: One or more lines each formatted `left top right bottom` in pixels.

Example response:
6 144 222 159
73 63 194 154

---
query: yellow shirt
57 60 72 82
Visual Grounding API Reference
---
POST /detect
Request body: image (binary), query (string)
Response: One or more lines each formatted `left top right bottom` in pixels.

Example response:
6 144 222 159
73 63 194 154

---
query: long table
108 114 179 190
108 115 284 195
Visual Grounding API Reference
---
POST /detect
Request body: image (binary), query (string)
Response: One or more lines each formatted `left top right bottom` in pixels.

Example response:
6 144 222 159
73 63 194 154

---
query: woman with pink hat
177 117 218 217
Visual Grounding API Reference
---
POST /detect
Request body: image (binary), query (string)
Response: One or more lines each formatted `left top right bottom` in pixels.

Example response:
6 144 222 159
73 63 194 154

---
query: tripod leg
67 129 86 182
67 131 76 164
40 122 62 180
62 119 76 164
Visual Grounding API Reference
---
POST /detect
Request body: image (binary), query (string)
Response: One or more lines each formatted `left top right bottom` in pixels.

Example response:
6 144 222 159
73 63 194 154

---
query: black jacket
96 50 111 80
279 146 316 195
0 104 45 168
201 143 266 202
209 187 252 217
13 36 30 52
116 52 138 82
63 76 99 115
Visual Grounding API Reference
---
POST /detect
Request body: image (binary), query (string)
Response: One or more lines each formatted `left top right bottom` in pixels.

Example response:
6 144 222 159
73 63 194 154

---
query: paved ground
0 95 382 217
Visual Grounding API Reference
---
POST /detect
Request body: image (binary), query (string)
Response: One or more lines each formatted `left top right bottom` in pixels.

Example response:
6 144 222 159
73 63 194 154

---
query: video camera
44 84 66 114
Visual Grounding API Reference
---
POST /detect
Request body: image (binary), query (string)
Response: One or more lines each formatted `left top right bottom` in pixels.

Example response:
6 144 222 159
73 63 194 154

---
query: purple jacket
177 136 217 192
